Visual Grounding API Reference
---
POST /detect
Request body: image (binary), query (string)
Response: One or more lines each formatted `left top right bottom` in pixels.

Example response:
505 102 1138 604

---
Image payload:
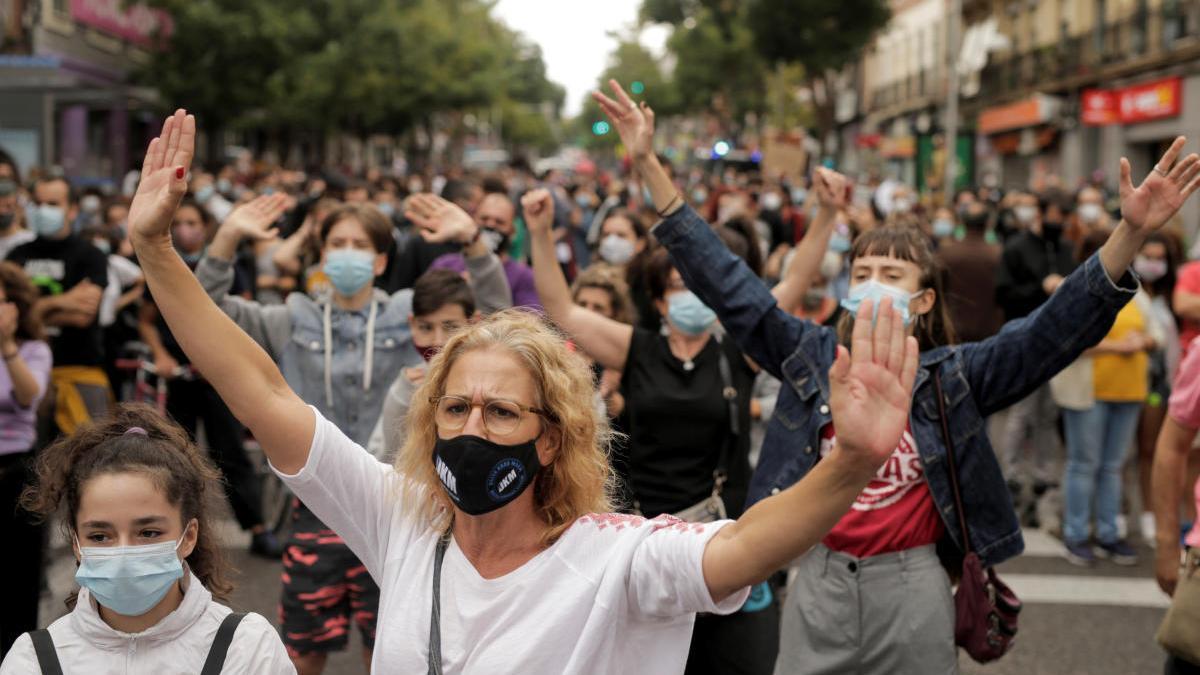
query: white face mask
1014 205 1038 225
760 192 783 211
598 234 636 265
1078 203 1103 224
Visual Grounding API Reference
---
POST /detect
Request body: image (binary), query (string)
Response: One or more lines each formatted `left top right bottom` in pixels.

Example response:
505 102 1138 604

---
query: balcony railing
980 5 1199 98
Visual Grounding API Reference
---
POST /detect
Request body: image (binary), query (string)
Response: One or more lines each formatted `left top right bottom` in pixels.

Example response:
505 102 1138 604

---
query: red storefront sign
1081 89 1119 126
1119 77 1183 124
70 0 174 49
1083 77 1183 126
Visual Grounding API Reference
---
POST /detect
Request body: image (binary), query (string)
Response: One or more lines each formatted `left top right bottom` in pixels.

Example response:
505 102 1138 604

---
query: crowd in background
2 137 1199 674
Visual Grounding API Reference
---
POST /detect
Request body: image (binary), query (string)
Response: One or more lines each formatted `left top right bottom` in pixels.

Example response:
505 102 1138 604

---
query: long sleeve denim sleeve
653 205 812 380
963 252 1138 417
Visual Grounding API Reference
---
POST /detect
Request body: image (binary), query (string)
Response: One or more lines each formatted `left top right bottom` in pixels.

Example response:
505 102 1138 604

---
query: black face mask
1042 221 1064 239
432 434 542 515
479 228 510 256
0 213 12 230
962 212 989 231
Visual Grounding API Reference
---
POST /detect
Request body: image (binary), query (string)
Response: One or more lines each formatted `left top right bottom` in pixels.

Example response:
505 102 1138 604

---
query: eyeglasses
429 395 548 437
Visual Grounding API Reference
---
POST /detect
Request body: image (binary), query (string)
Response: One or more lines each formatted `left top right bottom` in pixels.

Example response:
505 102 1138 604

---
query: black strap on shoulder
934 371 973 554
29 629 63 675
712 333 738 496
428 533 451 675
200 612 247 675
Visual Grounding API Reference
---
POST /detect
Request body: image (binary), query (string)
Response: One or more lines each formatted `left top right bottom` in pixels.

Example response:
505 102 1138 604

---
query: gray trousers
998 383 1060 487
774 544 957 675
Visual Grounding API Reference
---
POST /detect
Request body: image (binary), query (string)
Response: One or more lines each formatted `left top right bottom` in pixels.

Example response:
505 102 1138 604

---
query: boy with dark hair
367 268 486 460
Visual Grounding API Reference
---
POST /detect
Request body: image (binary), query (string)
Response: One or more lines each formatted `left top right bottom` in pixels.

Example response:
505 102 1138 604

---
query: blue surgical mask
194 184 215 203
323 248 376 296
933 218 955 238
216 178 233 195
75 533 186 617
376 202 395 218
667 291 717 336
30 204 66 237
840 279 925 326
829 232 852 254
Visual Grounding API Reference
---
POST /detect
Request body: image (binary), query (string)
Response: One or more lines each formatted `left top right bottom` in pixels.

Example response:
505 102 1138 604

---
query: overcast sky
492 0 669 117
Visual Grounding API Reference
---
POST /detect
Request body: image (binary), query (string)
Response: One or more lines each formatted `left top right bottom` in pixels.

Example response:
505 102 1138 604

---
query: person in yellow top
1062 230 1160 567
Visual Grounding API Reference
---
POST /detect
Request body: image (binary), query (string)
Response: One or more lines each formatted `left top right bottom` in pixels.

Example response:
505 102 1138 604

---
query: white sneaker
1141 512 1157 548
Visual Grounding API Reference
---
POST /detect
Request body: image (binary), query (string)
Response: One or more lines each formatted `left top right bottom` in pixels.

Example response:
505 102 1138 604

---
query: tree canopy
140 0 563 157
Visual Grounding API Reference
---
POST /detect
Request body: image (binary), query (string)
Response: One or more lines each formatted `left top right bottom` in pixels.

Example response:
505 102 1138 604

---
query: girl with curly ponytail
0 403 293 674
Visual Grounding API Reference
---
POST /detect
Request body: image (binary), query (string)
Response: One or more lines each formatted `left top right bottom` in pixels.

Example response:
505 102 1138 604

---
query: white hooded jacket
0 571 293 675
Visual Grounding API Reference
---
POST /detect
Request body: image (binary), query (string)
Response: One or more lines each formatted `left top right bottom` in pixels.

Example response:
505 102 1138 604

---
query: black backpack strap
29 629 63 675
200 612 248 675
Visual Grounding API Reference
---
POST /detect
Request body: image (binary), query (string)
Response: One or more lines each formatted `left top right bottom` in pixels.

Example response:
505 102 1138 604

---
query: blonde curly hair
395 310 616 545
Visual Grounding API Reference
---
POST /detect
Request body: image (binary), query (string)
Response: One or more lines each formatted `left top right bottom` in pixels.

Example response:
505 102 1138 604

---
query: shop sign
978 95 1061 135
1119 76 1182 124
1081 89 1119 126
880 136 916 159
70 0 174 49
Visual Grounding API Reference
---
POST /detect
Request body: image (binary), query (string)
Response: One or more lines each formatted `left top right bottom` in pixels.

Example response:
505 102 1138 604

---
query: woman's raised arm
129 110 313 474
523 188 634 372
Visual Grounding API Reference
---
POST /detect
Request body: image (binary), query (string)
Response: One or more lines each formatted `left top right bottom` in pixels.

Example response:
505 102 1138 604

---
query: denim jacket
655 205 1138 566
195 252 512 446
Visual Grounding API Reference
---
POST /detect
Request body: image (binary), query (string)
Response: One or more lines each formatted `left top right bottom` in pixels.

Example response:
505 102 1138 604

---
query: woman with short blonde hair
396 310 617 545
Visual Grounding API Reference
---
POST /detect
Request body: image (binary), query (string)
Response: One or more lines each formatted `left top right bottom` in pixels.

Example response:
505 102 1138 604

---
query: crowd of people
0 79 1197 674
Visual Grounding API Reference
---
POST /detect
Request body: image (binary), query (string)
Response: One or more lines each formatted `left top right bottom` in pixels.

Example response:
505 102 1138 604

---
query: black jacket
995 230 1078 321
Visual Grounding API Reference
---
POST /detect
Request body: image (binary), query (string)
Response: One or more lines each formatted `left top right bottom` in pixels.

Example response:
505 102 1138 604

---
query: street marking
1021 528 1067 558
1000 574 1170 609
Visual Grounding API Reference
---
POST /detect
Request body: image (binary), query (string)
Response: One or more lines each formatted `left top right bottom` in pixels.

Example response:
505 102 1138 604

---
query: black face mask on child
432 434 543 515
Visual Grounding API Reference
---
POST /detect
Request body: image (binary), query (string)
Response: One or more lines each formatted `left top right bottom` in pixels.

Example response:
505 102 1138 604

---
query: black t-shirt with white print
6 235 108 367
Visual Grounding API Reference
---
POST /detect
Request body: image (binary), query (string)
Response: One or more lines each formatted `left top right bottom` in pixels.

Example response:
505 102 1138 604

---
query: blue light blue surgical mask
933 218 955 238
75 533 186 617
840 279 925 326
667 291 717 336
30 204 66 237
829 232 852 254
324 248 376 296
194 184 215 204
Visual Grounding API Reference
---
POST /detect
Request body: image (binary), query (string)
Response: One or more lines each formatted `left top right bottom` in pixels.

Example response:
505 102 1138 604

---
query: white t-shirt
275 407 749 675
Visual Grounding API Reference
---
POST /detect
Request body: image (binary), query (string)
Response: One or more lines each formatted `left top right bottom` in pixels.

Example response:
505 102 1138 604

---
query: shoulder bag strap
934 371 973 554
713 333 739 494
200 612 247 675
427 533 451 675
29 629 63 675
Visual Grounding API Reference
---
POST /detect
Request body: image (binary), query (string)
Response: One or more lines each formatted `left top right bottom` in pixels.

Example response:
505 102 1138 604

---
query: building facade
0 0 170 188
842 0 1200 233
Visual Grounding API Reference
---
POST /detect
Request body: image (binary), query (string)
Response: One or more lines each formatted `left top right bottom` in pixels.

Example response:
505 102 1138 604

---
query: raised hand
591 79 655 161
813 167 849 212
0 302 17 340
1120 136 1200 233
827 297 919 474
404 194 478 244
129 109 195 246
520 189 555 236
222 193 289 243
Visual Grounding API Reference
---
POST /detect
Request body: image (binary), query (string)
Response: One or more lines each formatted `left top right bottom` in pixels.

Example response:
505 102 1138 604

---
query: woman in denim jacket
595 80 1200 673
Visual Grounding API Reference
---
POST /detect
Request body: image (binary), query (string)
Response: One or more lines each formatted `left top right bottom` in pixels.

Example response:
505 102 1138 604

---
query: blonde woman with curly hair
128 109 922 674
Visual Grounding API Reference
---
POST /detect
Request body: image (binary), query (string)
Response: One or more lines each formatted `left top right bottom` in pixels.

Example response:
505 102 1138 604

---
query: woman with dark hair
529 189 779 674
0 405 292 673
0 262 51 658
595 78 1200 671
1134 231 1183 545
